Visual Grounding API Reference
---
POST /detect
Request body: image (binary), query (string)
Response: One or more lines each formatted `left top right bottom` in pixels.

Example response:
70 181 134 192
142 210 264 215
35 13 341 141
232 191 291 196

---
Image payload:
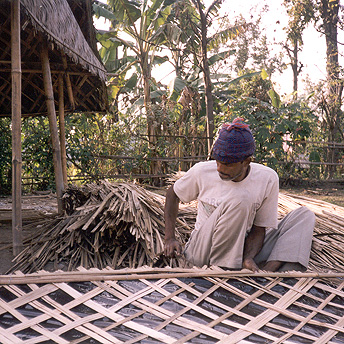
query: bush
0 118 12 195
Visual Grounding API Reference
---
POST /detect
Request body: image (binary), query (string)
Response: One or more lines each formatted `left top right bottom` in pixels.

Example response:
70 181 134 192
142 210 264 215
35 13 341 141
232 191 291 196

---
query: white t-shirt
173 161 279 232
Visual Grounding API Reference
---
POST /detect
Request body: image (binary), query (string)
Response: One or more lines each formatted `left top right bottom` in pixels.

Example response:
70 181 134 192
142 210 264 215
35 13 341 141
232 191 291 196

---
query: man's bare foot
262 260 282 272
242 258 259 272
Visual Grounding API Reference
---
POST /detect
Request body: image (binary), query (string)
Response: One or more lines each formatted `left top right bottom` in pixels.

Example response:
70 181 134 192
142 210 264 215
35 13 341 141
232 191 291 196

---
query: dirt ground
0 193 58 274
1 184 344 275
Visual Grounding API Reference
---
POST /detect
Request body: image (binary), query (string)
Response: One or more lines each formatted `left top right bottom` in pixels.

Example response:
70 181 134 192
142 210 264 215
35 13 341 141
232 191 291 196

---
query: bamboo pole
58 74 68 188
40 42 64 214
1 268 344 285
11 0 23 256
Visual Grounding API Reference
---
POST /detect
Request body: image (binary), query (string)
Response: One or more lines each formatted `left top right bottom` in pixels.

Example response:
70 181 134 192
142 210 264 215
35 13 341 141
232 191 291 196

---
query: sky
93 0 341 98
214 0 329 97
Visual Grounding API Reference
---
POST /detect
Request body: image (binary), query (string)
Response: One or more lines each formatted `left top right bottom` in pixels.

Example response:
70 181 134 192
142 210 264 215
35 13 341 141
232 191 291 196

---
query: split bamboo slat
0 267 343 343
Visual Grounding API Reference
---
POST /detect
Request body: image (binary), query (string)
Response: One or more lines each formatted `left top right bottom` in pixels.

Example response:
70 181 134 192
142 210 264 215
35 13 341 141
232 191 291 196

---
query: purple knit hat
212 118 255 163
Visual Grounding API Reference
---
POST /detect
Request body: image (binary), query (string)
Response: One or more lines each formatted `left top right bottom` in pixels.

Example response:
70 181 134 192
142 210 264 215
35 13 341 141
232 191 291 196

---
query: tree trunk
320 0 342 178
284 40 300 100
142 61 161 184
292 41 298 97
195 0 214 154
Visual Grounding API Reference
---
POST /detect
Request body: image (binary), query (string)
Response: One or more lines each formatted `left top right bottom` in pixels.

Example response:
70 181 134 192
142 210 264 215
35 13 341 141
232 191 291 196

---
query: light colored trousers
184 201 316 271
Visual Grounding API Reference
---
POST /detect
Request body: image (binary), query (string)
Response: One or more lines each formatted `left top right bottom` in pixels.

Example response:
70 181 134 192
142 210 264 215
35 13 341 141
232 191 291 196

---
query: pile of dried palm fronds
278 192 344 273
10 180 195 273
9 180 344 274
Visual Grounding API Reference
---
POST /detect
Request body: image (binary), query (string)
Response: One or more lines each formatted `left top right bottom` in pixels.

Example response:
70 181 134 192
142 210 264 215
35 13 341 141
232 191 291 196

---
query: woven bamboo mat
0 267 344 344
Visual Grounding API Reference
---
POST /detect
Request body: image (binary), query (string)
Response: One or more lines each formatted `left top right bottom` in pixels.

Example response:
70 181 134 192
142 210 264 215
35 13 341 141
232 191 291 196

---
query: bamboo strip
1 269 344 285
0 296 70 344
0 332 23 344
170 277 276 344
209 277 321 343
116 284 195 344
234 277 344 333
82 191 114 230
109 278 231 341
314 296 344 343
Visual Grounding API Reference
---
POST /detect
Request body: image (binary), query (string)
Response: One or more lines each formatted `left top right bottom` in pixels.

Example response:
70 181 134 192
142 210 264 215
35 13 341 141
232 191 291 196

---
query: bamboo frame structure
1 0 109 253
2 183 344 342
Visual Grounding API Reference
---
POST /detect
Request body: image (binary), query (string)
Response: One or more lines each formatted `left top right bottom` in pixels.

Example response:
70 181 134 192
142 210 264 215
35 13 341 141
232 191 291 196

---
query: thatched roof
0 0 108 116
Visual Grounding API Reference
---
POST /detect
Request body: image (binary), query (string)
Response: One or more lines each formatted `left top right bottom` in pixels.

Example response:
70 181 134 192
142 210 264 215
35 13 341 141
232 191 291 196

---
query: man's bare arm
164 185 182 257
242 225 265 272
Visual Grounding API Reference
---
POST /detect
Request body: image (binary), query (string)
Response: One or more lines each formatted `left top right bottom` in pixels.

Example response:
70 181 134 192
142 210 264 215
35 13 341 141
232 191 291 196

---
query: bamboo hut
0 0 108 255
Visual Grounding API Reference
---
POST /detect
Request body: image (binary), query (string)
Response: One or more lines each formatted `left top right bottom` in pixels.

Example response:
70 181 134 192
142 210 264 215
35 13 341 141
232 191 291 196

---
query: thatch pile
9 180 344 274
278 192 344 273
10 180 195 273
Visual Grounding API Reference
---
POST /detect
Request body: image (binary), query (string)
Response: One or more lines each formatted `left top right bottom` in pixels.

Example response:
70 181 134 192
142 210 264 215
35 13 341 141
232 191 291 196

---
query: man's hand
242 257 259 272
164 238 182 258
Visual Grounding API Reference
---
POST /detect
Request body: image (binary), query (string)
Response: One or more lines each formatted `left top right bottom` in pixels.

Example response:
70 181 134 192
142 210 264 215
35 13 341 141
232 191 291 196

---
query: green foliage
22 117 55 191
283 0 315 44
0 118 12 194
216 75 317 178
213 14 285 77
0 117 57 193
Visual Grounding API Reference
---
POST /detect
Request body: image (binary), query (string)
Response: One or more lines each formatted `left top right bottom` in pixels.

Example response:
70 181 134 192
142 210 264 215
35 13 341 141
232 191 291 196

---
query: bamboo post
40 42 64 214
58 74 68 188
11 0 23 256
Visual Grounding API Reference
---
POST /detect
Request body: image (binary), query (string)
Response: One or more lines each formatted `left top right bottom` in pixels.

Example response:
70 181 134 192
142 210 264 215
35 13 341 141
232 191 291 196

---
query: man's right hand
164 238 182 258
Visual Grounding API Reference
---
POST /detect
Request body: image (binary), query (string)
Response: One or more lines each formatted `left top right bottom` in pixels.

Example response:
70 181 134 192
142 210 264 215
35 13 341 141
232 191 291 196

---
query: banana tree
166 0 247 152
94 0 177 146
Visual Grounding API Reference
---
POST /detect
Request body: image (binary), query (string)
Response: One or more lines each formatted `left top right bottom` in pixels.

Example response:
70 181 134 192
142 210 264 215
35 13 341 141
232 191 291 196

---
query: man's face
216 158 250 182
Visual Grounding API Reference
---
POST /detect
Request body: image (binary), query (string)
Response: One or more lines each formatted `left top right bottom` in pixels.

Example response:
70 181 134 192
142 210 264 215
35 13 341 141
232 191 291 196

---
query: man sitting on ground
164 118 315 272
